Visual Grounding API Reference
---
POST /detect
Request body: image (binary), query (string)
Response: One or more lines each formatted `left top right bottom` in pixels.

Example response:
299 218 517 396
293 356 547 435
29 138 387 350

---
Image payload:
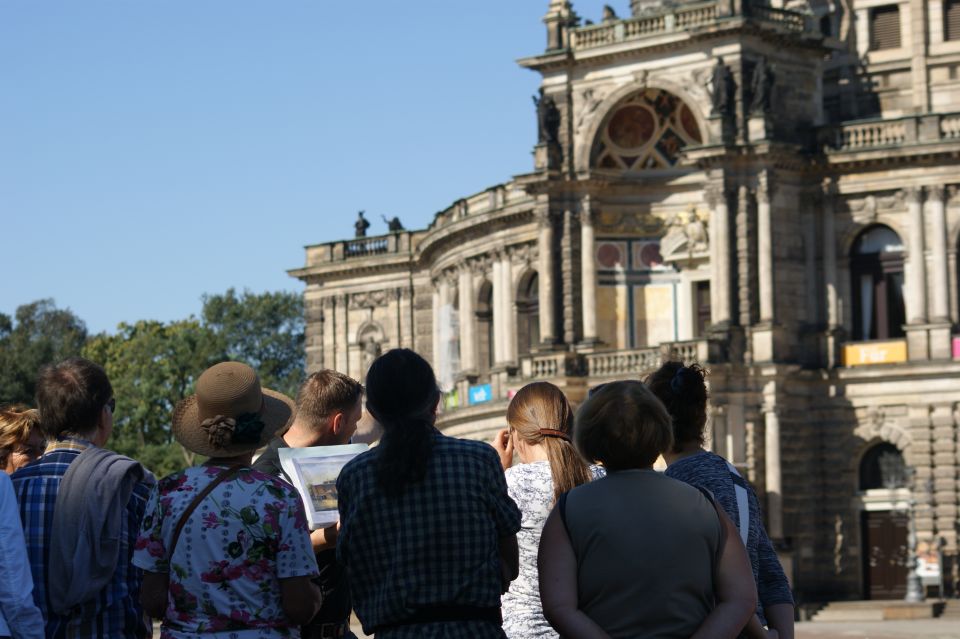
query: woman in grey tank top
538 381 757 639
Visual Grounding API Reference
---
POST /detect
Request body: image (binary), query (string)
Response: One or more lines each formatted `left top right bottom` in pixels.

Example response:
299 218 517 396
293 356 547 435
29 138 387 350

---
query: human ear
330 412 344 435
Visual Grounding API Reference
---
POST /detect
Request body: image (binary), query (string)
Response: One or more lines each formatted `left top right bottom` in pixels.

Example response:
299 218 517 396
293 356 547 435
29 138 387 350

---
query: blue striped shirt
11 439 153 639
665 450 794 623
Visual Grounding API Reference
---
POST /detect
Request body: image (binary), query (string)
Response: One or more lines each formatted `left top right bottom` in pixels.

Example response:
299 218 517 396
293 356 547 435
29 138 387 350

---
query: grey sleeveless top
561 469 722 639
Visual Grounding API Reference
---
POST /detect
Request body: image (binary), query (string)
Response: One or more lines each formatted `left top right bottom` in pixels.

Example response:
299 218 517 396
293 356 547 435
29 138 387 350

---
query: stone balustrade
568 2 808 52
824 112 960 153
304 232 414 266
585 347 662 378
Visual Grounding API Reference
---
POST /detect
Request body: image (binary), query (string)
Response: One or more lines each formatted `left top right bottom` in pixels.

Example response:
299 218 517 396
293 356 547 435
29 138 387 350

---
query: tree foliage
0 299 88 405
1 290 305 477
202 288 305 398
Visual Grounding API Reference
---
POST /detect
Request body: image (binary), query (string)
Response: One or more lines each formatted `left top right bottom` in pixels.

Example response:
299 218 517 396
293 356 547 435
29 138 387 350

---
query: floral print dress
133 465 319 639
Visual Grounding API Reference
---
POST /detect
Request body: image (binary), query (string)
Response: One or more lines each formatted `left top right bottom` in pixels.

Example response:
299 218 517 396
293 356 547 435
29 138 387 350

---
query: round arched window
851 225 905 341
859 443 906 490
592 89 702 170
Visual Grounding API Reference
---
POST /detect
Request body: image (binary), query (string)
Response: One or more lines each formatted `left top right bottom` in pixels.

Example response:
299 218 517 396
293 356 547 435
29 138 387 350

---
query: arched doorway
859 442 909 599
850 225 905 341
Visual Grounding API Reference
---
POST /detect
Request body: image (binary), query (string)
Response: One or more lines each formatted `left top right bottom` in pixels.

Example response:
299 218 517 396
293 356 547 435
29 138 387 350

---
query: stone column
338 294 350 376
927 186 949 321
580 198 599 344
500 249 517 364
707 185 732 325
431 280 441 369
763 400 784 540
822 181 839 331
537 206 557 346
492 256 505 364
906 187 928 325
757 174 774 323
459 265 477 374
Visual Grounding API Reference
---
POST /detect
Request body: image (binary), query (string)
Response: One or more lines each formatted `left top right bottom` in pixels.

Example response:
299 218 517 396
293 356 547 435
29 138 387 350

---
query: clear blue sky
1 1 616 334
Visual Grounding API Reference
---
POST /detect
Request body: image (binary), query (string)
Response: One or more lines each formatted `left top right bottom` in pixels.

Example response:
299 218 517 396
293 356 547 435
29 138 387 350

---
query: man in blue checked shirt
12 358 154 639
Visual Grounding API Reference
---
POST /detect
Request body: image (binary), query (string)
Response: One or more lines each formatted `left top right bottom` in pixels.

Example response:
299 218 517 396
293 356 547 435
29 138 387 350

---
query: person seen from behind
134 361 321 638
538 380 757 639
647 362 795 639
254 369 364 639
490 381 603 639
11 357 155 639
336 349 522 638
0 405 45 639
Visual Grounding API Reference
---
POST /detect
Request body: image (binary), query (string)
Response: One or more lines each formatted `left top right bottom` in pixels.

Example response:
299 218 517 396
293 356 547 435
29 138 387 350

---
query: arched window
859 443 906 490
591 89 702 170
851 225 905 341
476 281 494 373
516 272 540 356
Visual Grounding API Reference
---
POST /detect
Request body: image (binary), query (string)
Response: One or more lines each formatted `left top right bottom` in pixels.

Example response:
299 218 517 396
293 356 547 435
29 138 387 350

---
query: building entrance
862 510 908 599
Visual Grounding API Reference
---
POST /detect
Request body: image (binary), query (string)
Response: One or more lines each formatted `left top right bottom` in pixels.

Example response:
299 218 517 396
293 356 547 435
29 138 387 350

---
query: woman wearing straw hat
133 361 322 638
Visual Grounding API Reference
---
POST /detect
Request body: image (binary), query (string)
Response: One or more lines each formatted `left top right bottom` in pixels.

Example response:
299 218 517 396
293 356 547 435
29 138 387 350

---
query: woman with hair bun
646 361 794 639
490 382 602 639
336 349 522 638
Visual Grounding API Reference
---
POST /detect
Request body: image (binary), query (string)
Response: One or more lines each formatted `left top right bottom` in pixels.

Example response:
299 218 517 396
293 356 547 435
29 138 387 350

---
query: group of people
0 348 793 639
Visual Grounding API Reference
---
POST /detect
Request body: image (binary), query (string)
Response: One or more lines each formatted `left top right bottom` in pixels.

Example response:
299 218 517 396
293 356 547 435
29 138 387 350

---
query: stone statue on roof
355 211 370 238
533 88 561 146
710 57 737 116
382 215 405 233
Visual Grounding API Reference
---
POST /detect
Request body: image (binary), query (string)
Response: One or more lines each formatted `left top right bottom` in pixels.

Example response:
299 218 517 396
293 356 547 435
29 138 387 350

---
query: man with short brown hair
12 357 153 639
254 369 363 639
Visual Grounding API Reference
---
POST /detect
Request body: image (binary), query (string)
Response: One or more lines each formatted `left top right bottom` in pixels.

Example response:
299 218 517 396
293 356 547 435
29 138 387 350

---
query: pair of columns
905 186 950 324
706 175 776 328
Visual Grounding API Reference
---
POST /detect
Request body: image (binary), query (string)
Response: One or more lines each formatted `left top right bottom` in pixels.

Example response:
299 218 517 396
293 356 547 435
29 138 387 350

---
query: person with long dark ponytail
646 362 794 639
336 349 522 638
490 382 603 639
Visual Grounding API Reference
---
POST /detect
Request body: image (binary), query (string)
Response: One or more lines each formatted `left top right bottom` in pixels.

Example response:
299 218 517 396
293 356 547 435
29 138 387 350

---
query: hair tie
539 428 571 441
670 368 687 395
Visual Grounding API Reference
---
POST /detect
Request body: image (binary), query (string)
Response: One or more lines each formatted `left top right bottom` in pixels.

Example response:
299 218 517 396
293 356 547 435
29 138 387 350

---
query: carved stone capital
757 173 772 205
903 186 923 205
926 184 946 203
704 184 726 209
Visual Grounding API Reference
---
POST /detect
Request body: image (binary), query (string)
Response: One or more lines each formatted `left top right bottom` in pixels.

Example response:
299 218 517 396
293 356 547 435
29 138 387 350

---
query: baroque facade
291 0 960 602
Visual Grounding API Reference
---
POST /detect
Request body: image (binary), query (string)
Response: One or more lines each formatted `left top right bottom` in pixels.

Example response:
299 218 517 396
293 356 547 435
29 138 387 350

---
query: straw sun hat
172 361 294 458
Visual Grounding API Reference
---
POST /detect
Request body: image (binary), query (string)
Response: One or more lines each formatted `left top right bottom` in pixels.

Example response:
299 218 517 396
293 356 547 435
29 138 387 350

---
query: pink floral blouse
133 465 318 638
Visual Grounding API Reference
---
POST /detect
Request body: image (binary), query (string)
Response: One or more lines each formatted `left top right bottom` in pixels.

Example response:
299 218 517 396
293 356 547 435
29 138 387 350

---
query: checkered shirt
336 431 521 639
11 438 153 639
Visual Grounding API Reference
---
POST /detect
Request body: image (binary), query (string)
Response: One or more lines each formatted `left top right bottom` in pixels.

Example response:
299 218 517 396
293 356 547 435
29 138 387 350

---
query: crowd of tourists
0 349 794 639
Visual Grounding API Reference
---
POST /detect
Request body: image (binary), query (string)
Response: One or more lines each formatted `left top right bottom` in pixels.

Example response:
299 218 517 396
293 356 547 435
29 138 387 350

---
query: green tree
83 319 221 476
0 299 88 405
202 288 305 397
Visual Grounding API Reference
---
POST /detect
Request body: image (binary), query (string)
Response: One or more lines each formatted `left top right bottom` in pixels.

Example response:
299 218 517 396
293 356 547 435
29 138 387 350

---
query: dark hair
575 381 673 470
364 349 440 496
507 382 592 504
645 361 708 453
295 370 363 425
35 357 112 440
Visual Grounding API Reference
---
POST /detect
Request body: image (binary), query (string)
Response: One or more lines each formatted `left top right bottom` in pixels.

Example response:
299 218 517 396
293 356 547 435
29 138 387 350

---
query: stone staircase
810 600 942 622
938 599 960 619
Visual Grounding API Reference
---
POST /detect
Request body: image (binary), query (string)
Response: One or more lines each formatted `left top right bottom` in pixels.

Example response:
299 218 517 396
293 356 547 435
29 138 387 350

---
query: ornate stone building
291 0 960 602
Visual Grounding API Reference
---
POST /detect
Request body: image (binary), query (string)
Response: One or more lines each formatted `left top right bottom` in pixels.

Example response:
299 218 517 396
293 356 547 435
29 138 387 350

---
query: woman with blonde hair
0 404 45 474
491 381 602 639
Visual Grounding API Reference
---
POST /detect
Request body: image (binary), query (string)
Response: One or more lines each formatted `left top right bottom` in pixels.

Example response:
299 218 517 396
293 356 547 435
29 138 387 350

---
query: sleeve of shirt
482 449 521 537
276 486 320 579
132 483 169 573
0 474 45 639
755 508 795 607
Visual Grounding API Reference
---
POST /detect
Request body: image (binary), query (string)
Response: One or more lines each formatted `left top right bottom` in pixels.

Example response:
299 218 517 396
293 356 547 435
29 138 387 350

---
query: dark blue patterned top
665 450 794 623
337 431 522 638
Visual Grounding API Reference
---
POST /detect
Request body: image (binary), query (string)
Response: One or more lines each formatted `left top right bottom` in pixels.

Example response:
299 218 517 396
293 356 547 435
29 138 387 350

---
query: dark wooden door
863 510 908 599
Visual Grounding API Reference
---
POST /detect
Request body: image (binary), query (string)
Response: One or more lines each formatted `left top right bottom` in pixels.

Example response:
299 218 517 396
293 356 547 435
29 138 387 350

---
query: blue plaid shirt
11 438 153 639
337 431 521 638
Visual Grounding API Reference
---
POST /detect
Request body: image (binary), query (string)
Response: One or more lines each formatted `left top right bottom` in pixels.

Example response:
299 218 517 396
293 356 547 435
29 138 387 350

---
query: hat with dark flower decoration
172 361 295 457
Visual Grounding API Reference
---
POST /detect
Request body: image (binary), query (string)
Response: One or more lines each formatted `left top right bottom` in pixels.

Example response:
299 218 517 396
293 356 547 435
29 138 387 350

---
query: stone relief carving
846 191 905 222
349 290 391 309
595 209 663 234
574 87 608 138
661 205 709 260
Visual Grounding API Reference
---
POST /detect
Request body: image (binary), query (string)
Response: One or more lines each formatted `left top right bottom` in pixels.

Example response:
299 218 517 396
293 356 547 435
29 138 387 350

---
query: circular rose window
607 105 655 149
596 243 624 269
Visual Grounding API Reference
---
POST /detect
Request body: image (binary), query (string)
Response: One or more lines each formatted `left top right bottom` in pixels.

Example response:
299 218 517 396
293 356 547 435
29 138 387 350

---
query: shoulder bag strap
167 465 244 561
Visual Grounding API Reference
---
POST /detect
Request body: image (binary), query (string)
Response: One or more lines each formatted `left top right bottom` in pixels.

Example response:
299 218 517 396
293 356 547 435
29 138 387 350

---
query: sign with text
842 340 907 367
468 384 493 405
